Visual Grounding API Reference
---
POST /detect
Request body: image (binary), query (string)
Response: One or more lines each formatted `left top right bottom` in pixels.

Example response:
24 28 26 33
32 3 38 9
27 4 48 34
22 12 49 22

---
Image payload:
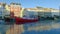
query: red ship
15 17 38 24
10 12 38 24
5 12 38 24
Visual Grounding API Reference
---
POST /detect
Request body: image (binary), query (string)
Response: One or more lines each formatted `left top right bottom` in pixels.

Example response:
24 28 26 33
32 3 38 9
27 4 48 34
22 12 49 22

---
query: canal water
0 19 60 34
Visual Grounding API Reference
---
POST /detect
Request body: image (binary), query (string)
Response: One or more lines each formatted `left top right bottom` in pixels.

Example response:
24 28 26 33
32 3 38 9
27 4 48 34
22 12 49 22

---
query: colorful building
10 3 22 17
0 2 59 18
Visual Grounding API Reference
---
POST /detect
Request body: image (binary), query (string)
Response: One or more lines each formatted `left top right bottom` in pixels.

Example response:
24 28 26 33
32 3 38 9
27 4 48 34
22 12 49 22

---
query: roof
10 3 21 5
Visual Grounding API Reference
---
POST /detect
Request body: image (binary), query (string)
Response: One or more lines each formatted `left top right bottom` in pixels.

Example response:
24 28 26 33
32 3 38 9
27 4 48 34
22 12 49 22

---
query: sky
0 0 60 9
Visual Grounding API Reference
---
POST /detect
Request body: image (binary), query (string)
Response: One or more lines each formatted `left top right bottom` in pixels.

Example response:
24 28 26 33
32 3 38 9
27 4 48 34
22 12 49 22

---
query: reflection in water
22 20 60 34
0 25 10 34
0 20 60 34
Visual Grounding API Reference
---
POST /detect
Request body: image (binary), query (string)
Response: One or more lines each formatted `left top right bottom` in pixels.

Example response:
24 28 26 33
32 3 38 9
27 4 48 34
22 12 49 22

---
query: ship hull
4 17 38 24
15 17 38 24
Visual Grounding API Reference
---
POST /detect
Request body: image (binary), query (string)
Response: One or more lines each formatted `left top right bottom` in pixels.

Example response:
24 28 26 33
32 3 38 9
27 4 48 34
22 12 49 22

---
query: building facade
10 3 22 17
23 8 38 18
51 9 59 17
26 7 59 17
26 7 52 17
0 3 59 19
0 3 6 19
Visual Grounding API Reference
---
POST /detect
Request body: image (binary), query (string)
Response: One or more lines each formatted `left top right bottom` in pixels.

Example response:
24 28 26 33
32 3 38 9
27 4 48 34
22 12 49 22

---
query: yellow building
5 5 10 11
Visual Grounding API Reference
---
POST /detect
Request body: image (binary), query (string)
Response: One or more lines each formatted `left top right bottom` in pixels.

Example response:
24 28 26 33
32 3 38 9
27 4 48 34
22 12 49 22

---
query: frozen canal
0 19 60 34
